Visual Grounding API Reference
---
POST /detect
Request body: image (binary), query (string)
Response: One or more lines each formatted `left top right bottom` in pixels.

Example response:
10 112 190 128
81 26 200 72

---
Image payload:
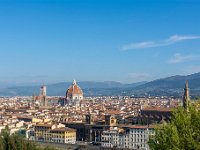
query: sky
0 0 200 86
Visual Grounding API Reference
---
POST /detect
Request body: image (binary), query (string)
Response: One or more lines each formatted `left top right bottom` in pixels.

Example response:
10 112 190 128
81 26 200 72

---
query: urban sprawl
0 80 191 150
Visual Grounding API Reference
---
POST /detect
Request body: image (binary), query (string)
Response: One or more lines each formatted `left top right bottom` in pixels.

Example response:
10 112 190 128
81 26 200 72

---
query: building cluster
0 80 191 149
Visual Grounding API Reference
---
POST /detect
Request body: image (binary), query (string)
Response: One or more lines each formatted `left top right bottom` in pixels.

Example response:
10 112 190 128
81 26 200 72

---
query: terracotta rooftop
120 124 156 129
51 127 76 132
142 107 171 112
35 124 53 127
66 80 83 96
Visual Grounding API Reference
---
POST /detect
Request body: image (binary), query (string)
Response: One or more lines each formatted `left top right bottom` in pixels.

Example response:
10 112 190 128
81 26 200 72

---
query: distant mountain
0 73 200 97
126 72 200 97
0 81 147 96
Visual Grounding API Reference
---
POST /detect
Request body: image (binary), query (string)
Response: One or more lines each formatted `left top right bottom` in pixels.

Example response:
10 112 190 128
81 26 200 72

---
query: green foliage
0 126 56 150
17 129 26 138
43 146 58 150
194 96 200 100
149 104 200 150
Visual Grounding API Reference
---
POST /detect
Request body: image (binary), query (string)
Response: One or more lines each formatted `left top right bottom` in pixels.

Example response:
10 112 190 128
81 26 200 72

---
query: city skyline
0 0 200 85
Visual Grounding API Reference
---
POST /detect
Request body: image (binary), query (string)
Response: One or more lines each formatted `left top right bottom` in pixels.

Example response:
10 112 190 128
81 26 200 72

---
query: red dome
66 80 83 97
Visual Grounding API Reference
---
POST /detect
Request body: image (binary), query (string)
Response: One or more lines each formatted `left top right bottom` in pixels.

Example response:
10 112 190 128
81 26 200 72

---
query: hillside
0 73 200 97
0 81 146 96
127 72 200 97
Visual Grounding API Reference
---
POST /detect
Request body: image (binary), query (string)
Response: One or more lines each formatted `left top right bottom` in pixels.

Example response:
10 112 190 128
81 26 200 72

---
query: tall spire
183 80 190 112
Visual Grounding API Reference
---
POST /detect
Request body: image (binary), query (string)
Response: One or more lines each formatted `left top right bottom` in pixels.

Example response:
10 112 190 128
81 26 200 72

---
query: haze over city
0 1 200 150
0 0 200 86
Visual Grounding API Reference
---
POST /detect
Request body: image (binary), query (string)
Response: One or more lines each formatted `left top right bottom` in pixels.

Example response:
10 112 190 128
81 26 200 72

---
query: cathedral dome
66 80 83 98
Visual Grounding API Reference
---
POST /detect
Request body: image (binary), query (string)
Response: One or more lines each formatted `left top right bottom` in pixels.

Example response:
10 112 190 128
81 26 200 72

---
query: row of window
102 142 147 149
51 136 75 138
51 139 75 143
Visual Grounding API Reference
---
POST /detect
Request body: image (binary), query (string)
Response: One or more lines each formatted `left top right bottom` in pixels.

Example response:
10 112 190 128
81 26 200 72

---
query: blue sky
0 0 200 86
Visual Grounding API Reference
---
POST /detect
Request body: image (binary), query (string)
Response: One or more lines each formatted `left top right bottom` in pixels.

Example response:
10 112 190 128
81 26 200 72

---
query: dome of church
66 80 83 97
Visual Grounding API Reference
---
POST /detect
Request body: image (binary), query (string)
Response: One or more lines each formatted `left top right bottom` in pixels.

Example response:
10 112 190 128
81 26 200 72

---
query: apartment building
50 127 76 144
101 125 155 150
34 123 76 144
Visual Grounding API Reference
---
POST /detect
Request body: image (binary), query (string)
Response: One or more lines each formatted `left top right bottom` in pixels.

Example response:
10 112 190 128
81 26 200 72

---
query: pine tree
149 103 200 150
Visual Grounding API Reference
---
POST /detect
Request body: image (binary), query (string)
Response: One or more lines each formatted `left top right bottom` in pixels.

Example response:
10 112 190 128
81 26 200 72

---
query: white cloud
122 41 158 49
167 35 200 42
121 35 200 50
168 53 200 64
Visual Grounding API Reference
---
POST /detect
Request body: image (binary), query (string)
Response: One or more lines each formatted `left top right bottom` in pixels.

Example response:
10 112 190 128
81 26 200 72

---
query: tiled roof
142 107 171 112
120 124 156 129
66 80 83 96
35 124 53 127
51 127 76 132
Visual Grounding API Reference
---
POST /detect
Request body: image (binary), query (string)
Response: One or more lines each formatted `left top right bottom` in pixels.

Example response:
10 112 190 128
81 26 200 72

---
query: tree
149 103 200 150
0 126 56 150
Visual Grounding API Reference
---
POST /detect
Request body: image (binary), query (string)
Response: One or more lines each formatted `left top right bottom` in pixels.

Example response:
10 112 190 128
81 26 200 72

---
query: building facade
101 125 155 150
34 123 76 144
50 127 76 144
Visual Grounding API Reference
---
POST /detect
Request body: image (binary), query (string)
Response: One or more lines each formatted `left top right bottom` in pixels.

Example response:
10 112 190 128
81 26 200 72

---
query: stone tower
85 114 93 125
40 85 47 106
105 114 117 126
183 80 190 112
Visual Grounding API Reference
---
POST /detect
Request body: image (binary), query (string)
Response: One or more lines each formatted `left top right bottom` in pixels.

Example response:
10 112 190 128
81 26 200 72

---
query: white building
101 129 119 148
101 125 155 150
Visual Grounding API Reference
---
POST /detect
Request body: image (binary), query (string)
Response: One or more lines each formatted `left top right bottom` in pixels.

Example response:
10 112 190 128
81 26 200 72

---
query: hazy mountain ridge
128 72 200 97
0 81 147 96
0 73 200 97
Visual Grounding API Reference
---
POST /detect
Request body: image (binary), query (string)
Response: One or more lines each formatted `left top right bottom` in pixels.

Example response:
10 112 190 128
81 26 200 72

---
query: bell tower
183 80 190 112
105 114 117 126
40 85 47 106
85 114 93 125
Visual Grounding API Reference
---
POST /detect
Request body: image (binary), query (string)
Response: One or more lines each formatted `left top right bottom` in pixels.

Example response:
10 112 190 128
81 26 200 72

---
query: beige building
34 123 76 144
50 127 76 144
